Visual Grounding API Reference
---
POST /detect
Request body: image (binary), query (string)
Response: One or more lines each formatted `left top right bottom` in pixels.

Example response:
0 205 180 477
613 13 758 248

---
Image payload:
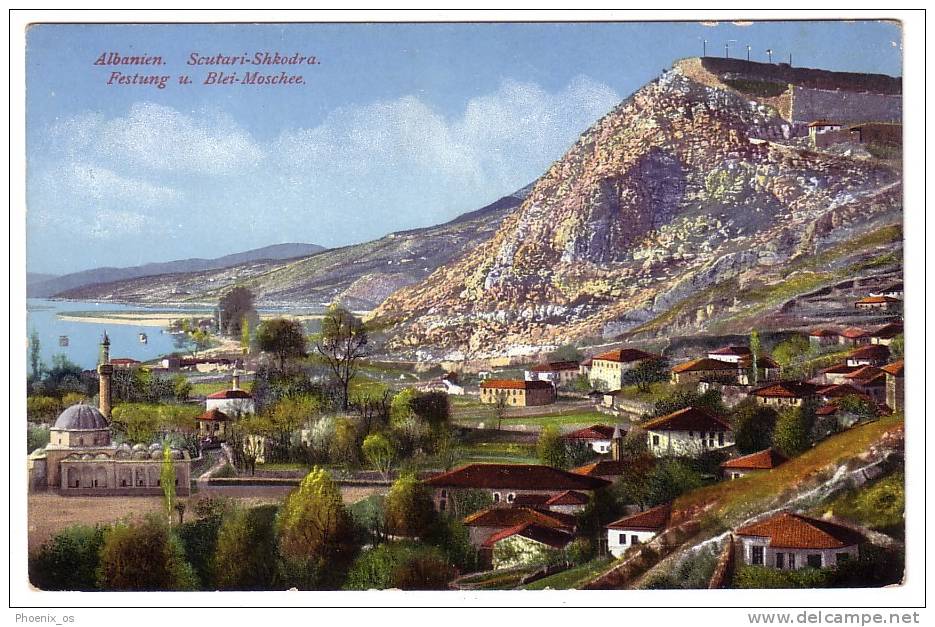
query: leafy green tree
96 516 197 590
27 396 62 422
749 330 762 386
384 474 436 537
214 504 280 590
772 335 812 368
536 425 567 469
390 388 417 424
330 417 359 466
649 389 726 419
176 503 228 589
837 394 879 421
548 343 584 363
612 452 656 511
29 329 42 380
424 517 479 572
218 286 257 337
391 552 457 589
277 467 355 588
257 318 308 373
623 358 670 392
161 444 177 522
172 375 192 401
27 424 50 452
772 401 818 457
241 315 252 355
647 459 703 507
889 334 904 358
409 391 450 427
29 524 105 591
343 542 454 590
314 304 369 410
730 398 779 454
362 433 396 480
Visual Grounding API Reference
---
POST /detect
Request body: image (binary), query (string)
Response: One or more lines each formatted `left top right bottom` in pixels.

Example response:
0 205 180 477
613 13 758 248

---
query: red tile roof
721 448 787 470
735 512 864 549
751 381 821 399
481 521 574 549
641 407 732 433
545 490 590 506
839 327 870 339
196 408 230 422
607 503 671 531
206 389 253 399
871 322 903 339
847 345 891 361
856 295 901 305
563 424 616 441
424 463 610 491
671 357 740 374
593 348 659 363
881 360 904 377
843 365 886 383
480 379 555 391
709 346 752 357
462 506 576 530
571 458 649 479
530 361 579 372
810 328 839 337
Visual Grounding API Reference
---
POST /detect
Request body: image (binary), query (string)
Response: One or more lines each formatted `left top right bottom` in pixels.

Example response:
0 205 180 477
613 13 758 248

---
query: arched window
493 492 501 503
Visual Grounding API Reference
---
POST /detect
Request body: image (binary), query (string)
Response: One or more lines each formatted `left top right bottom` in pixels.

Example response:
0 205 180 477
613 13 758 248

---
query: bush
26 396 61 423
27 424 50 453
731 399 779 454
536 425 567 469
214 504 280 590
343 542 455 590
425 516 479 572
96 516 197 590
29 524 105 591
773 402 818 458
647 459 703 507
384 474 436 537
176 515 224 588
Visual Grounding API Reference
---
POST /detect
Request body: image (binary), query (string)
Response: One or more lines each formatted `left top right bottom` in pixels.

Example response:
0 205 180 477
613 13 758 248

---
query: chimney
97 332 113 418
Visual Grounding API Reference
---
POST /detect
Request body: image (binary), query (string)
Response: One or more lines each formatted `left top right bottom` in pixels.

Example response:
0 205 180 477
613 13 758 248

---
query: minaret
231 369 240 391
610 424 624 462
97 332 113 418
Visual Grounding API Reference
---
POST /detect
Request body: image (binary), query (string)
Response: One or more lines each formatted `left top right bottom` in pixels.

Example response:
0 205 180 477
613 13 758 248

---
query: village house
562 424 617 454
606 503 671 558
813 364 861 386
839 366 887 404
882 360 904 413
540 490 591 515
736 512 863 570
524 361 580 387
808 119 844 147
461 505 577 547
206 371 255 415
809 328 839 348
838 327 871 347
706 345 751 364
642 406 734 457
424 463 610 514
846 344 891 368
479 379 556 407
855 295 902 312
870 282 903 299
720 448 787 480
578 358 593 377
483 522 574 570
588 347 660 391
702 346 782 384
751 381 821 408
869 321 903 346
195 408 230 441
670 357 742 385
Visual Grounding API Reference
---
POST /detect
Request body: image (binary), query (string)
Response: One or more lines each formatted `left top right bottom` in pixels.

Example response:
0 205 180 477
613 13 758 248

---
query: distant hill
52 185 532 309
28 243 326 298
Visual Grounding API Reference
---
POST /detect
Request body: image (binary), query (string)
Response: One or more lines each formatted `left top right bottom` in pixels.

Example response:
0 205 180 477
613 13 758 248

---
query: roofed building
846 344 891 368
206 371 255 415
588 348 661 391
855 295 901 312
671 357 743 385
462 505 577 547
751 381 821 408
838 327 871 347
606 503 671 558
479 379 556 407
562 424 617 454
721 448 787 480
524 361 581 387
809 328 839 347
869 321 903 346
641 407 734 457
196 408 230 440
882 360 904 413
483 522 575 570
736 512 863 570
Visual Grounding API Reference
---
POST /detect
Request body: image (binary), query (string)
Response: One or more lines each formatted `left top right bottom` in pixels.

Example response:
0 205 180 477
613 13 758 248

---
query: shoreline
56 310 369 327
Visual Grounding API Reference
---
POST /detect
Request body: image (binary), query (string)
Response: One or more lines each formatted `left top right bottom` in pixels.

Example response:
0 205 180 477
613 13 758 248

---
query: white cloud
57 163 181 205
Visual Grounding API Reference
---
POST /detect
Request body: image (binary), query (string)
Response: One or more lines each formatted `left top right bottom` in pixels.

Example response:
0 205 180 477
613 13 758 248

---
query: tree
96 516 197 590
772 335 812 369
837 394 879 421
314 304 368 410
494 392 508 430
29 329 42 380
536 425 567 469
256 318 307 373
161 444 177 523
749 330 762 386
772 401 818 458
277 467 355 588
362 433 396 480
623 358 669 392
649 388 726 419
646 459 703 507
730 398 779 454
390 388 417 424
241 315 252 355
330 417 359 466
214 504 280 590
548 343 584 363
409 391 450 427
29 524 105 591
218 286 257 337
889 334 904 358
612 452 656 511
384 474 436 537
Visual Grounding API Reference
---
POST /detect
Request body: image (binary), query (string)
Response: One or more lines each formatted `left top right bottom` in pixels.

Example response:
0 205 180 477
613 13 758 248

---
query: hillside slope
372 59 902 360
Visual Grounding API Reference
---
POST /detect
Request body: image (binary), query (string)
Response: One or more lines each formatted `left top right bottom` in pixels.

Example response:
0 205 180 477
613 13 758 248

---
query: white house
720 448 787 480
606 503 671 558
735 512 863 570
588 348 660 391
706 345 751 364
205 371 255 415
524 361 580 387
562 424 617 454
641 407 734 457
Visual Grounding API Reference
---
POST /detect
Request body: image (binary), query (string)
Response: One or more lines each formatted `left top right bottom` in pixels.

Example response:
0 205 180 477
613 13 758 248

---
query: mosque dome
53 404 109 430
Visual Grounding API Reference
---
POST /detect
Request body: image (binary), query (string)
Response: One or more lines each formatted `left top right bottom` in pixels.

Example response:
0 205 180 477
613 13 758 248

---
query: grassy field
456 565 540 590
810 470 904 537
190 380 253 397
521 557 614 590
453 441 538 465
453 409 608 430
674 413 903 526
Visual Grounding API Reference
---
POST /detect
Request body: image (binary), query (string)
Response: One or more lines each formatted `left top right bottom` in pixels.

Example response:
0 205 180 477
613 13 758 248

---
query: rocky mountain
28 242 326 298
372 58 902 360
54 185 532 309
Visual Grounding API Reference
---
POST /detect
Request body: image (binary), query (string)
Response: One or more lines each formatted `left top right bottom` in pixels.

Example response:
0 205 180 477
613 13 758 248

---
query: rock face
373 59 902 360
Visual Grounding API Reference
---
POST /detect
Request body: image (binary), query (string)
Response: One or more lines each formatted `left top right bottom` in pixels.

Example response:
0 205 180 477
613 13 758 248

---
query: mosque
27 333 192 496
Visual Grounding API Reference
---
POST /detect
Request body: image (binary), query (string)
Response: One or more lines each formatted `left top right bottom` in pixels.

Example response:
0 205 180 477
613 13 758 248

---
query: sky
25 20 903 275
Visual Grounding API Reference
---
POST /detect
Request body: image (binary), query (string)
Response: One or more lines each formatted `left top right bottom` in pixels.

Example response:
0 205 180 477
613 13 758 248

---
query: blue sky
25 20 902 275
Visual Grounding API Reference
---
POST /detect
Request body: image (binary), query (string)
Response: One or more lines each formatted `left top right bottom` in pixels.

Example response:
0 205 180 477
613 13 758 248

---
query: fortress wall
790 86 902 125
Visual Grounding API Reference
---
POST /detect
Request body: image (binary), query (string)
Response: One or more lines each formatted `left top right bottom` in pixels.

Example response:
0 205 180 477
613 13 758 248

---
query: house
542 490 591 515
462 505 577 547
641 407 733 457
736 512 863 570
751 381 820 408
671 357 742 385
562 424 617 454
606 503 671 558
721 448 787 480
479 379 556 407
483 522 575 570
525 361 580 387
579 358 593 376
424 463 610 514
588 348 660 391
809 328 839 348
571 458 644 483
882 360 904 413
841 366 887 403
855 295 901 312
870 282 903 299
813 364 861 386
846 344 891 368
869 322 903 346
110 357 142 369
707 346 751 364
701 346 782 384
205 371 255 415
195 408 230 440
838 327 871 347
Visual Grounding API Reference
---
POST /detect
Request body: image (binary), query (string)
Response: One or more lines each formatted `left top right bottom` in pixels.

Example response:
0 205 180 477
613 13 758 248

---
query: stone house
462 505 577 548
809 328 839 348
671 357 743 385
606 503 671 558
838 327 871 347
736 512 863 570
479 379 556 407
484 522 574 570
721 448 787 480
751 381 821 408
882 360 904 413
588 348 660 391
869 321 903 346
641 407 734 457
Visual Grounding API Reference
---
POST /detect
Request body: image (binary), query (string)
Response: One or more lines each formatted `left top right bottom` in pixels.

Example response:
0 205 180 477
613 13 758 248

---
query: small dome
53 404 109 430
131 443 147 451
115 448 130 459
117 443 131 451
95 453 111 460
149 443 161 451
81 453 93 460
150 450 162 460
131 450 149 459
171 450 183 460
